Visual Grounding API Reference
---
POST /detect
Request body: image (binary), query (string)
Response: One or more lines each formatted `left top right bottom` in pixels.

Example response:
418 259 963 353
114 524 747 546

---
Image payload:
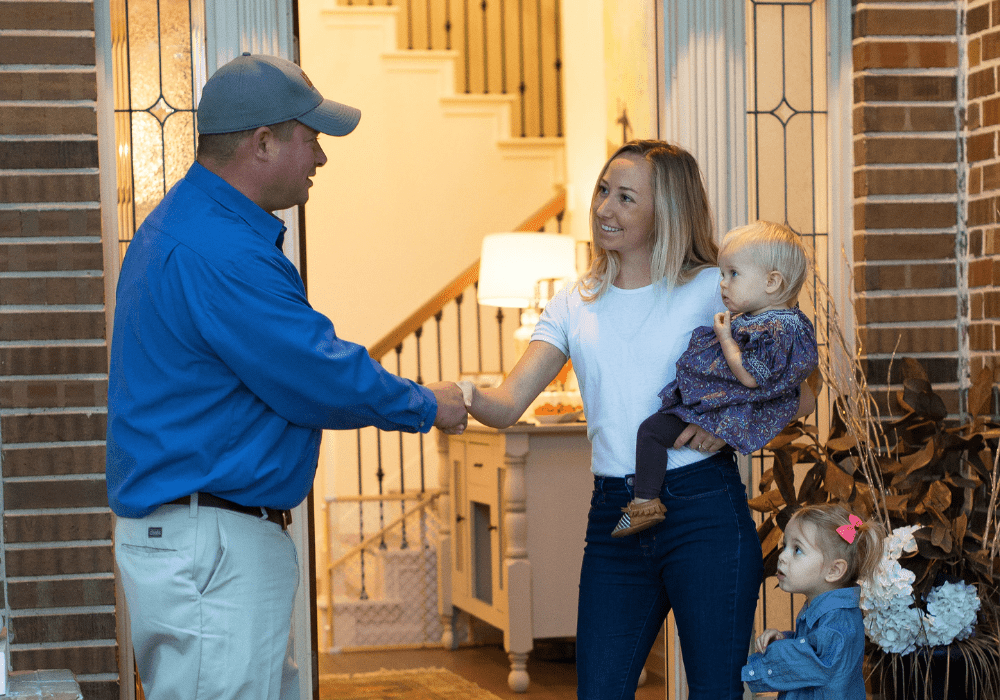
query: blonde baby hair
789 504 886 587
720 220 810 306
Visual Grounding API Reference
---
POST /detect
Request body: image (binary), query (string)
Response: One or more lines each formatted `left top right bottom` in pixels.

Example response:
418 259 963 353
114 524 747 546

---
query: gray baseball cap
197 53 361 136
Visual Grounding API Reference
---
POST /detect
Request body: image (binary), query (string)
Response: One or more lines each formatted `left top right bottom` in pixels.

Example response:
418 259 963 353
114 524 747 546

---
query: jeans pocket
663 461 729 500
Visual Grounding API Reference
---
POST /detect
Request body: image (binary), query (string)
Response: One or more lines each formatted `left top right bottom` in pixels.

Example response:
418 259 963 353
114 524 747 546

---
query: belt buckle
264 507 290 530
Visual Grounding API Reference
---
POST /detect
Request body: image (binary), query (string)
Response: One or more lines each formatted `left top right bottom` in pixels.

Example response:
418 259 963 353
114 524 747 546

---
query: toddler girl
613 220 819 536
741 504 885 699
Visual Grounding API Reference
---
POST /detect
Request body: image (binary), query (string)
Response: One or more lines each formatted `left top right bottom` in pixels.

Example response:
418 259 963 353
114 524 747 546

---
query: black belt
169 493 292 530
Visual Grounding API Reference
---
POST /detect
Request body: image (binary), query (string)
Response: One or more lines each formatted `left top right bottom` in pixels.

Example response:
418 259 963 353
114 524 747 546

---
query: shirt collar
798 586 860 628
185 162 287 248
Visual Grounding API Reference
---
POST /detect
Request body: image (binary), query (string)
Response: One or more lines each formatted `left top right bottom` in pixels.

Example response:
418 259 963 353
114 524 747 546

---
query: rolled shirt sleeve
741 627 848 693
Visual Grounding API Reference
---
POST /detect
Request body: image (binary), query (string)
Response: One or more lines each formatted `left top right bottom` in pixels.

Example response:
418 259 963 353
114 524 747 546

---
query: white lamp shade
477 233 577 308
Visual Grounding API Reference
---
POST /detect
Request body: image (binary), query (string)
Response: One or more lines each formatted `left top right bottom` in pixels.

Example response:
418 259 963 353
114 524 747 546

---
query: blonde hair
720 220 810 306
789 504 886 587
580 140 717 301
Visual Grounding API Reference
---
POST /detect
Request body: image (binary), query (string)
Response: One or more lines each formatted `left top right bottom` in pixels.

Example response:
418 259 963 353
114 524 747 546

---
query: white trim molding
827 0 856 354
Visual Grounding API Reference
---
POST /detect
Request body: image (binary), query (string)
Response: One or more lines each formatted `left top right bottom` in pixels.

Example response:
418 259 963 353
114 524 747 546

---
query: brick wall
0 1 118 698
852 1 969 414
966 0 1000 390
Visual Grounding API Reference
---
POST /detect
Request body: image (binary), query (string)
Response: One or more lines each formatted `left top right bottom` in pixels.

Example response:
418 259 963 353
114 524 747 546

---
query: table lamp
477 233 577 362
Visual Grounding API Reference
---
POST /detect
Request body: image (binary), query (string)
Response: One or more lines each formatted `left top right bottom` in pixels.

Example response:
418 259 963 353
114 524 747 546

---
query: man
106 53 467 700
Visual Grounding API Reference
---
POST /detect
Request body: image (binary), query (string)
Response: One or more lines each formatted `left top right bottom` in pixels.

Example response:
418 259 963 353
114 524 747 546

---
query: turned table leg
508 651 530 692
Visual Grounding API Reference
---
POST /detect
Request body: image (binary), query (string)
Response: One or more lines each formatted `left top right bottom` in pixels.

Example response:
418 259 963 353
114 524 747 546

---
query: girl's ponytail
790 504 887 586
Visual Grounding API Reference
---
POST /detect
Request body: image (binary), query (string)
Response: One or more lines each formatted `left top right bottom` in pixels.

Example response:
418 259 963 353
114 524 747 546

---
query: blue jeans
576 452 762 700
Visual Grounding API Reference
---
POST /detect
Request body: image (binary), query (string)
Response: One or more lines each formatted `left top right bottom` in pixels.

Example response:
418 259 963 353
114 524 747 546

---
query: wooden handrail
327 491 442 573
325 489 443 504
367 188 567 361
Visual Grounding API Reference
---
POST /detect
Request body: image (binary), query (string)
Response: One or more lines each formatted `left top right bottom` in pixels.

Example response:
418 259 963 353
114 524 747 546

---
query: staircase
298 4 565 348
301 3 566 651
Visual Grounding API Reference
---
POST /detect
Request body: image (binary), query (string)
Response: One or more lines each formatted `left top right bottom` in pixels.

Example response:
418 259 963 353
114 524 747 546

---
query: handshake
427 381 474 435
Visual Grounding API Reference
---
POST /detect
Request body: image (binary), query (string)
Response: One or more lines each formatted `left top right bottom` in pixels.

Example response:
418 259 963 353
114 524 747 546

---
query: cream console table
438 422 592 692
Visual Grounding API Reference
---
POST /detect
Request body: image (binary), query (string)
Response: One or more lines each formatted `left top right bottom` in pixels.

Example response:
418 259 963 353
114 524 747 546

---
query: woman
466 140 810 699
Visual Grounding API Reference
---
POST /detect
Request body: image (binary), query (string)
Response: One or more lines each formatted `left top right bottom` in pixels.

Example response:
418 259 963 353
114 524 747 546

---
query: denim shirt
741 587 865 700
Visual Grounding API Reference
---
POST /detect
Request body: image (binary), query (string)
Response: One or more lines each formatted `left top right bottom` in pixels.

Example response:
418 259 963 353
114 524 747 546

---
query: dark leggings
634 411 687 499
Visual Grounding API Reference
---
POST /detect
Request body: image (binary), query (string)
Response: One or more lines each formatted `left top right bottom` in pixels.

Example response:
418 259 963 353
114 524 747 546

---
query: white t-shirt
531 267 726 478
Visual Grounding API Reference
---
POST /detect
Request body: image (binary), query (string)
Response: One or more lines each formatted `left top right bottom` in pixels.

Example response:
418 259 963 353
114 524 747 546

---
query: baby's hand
713 311 732 341
755 629 785 654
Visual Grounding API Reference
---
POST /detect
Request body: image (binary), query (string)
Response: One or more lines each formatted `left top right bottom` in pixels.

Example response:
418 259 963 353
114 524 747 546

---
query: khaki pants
116 500 300 700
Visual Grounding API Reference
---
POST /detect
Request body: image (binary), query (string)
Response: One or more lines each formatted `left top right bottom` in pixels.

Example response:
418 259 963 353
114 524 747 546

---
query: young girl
742 504 886 700
613 220 819 536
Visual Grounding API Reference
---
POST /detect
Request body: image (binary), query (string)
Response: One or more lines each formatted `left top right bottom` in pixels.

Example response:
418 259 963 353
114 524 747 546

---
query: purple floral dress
657 307 818 455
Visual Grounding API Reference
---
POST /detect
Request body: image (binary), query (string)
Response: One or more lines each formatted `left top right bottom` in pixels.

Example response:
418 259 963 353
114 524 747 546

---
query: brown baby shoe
611 497 667 538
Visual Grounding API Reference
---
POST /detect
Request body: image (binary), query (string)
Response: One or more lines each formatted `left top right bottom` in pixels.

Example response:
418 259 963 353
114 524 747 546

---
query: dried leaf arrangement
748 278 1000 699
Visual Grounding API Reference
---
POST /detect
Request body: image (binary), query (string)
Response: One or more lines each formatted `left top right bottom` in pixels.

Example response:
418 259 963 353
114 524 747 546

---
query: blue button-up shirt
107 163 437 517
741 587 865 700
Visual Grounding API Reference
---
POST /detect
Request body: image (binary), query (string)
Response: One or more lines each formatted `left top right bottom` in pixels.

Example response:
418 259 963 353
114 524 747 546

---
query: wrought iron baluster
376 422 386 549
445 0 452 50
463 0 471 93
395 343 408 549
554 0 563 137
414 326 424 386
517 0 527 136
435 310 444 381
455 293 465 374
356 429 368 599
416 321 427 492
406 0 414 49
535 0 544 136
481 0 489 92
500 0 508 93
417 321 426 496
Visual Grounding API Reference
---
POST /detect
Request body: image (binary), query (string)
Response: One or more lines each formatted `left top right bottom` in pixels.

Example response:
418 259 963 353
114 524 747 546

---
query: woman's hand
674 423 726 452
755 629 785 654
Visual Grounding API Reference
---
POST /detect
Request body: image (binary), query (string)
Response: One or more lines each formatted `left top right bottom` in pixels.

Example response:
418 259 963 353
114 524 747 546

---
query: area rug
318 667 504 700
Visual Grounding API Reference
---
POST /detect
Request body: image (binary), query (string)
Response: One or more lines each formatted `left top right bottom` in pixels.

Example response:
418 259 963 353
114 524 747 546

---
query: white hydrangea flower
919 581 980 647
884 524 921 560
859 526 980 653
864 595 921 655
861 557 915 610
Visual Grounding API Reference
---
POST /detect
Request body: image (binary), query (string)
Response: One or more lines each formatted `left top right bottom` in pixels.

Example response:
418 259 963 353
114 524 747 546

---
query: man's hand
674 423 726 452
428 382 469 435
755 629 785 654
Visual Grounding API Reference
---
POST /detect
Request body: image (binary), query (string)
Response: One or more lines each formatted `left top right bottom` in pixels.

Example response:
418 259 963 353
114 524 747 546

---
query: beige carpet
318 667 504 700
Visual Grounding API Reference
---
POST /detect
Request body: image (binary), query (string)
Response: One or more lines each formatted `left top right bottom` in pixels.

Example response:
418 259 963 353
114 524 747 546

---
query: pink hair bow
836 514 863 544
